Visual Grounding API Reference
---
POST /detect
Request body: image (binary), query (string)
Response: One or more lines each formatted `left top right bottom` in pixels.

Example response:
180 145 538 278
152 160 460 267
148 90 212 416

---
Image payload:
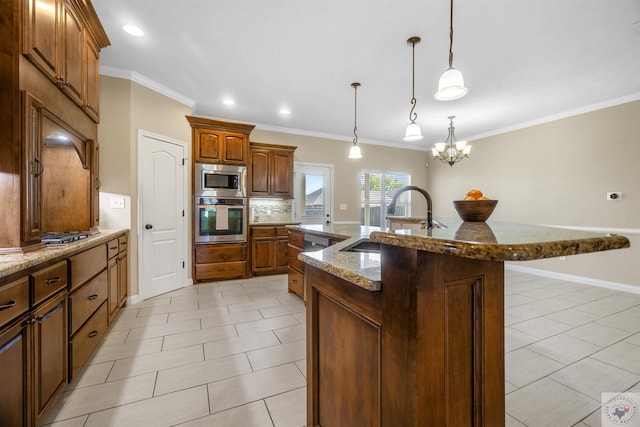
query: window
360 170 411 226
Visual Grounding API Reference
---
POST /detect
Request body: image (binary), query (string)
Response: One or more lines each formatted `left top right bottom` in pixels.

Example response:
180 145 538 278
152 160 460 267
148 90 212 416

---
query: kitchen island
299 220 630 427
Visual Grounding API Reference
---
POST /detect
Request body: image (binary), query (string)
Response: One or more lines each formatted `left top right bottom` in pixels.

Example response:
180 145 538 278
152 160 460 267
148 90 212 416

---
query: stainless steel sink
340 239 380 253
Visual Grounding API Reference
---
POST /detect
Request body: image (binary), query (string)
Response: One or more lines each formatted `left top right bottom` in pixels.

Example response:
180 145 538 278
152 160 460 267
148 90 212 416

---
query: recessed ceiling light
279 108 291 115
223 99 235 105
123 24 144 37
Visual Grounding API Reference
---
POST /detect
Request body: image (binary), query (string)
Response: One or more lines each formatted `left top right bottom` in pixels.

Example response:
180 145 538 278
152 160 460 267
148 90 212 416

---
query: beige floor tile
591 341 640 375
126 319 202 341
129 297 171 308
550 357 640 400
207 363 306 414
574 300 628 317
505 378 600 427
505 294 538 307
579 408 603 427
42 415 89 427
198 293 252 308
519 284 577 300
276 294 304 305
259 302 305 318
198 310 265 329
529 295 583 312
155 353 252 396
204 330 280 360
85 385 209 427
295 360 306 378
45 373 156 423
247 339 306 371
505 327 540 352
274 324 306 343
292 312 306 324
526 333 601 365
227 297 283 313
505 303 555 321
162 324 237 350
597 293 640 309
88 337 163 365
510 316 573 339
596 312 640 334
505 381 518 394
505 348 564 388
265 387 306 427
565 322 632 347
235 315 301 336
107 344 204 381
137 301 200 317
66 361 114 390
166 305 236 323
505 414 526 427
627 332 640 346
109 313 168 332
544 308 602 327
178 401 273 427
100 328 130 345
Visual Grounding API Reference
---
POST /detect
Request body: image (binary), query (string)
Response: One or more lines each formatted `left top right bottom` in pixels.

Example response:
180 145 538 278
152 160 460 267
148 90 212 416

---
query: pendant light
404 37 424 142
348 82 363 159
434 0 468 101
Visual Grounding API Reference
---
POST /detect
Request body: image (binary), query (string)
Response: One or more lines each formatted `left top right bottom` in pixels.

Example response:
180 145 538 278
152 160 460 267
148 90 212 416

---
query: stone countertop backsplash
249 198 293 223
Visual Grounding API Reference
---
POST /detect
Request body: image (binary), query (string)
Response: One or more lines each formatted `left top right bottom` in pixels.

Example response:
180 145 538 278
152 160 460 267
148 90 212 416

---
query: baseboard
505 263 640 295
126 294 142 305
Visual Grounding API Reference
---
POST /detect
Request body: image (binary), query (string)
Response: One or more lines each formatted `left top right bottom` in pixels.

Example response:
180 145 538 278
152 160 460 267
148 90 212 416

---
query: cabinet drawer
195 261 247 281
107 238 119 260
32 260 68 306
252 227 275 238
195 243 247 263
118 235 128 252
0 278 29 329
288 245 304 271
69 301 108 380
70 244 107 291
69 269 108 336
276 226 289 237
288 267 304 299
288 230 304 248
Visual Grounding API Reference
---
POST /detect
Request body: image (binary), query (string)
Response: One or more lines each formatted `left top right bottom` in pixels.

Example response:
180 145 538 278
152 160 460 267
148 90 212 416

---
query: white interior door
139 131 186 300
293 162 333 225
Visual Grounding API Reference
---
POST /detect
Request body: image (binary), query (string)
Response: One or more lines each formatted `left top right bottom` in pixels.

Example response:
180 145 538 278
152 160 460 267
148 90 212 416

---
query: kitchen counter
0 229 128 280
296 219 630 292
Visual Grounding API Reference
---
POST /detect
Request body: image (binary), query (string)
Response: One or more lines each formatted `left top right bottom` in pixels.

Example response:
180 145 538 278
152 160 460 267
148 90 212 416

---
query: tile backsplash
249 198 293 223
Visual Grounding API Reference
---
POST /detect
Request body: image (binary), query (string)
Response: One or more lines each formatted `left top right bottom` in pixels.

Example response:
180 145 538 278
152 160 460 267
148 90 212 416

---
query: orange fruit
464 196 477 200
479 196 490 200
467 189 483 199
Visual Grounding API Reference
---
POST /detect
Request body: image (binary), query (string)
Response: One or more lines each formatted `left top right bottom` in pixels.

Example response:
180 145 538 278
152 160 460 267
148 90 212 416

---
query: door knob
145 224 153 230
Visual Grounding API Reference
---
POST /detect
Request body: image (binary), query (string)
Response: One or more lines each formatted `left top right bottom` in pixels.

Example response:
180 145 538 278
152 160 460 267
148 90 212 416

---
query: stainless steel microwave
195 163 246 198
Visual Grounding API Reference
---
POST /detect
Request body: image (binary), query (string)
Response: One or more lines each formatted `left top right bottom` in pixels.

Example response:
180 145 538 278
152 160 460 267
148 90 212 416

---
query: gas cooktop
42 231 89 245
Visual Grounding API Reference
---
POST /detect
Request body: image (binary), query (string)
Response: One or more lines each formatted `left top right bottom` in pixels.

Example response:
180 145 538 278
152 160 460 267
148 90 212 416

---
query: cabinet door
84 35 100 122
276 236 290 272
33 291 67 426
271 150 293 197
107 257 119 323
222 133 247 164
196 130 222 162
60 2 84 106
89 139 100 227
23 0 60 83
252 237 275 273
249 149 270 196
0 316 31 427
118 249 128 307
22 93 44 243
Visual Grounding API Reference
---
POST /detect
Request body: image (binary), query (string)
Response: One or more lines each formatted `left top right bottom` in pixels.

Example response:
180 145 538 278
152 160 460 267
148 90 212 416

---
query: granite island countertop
294 220 630 292
0 229 128 280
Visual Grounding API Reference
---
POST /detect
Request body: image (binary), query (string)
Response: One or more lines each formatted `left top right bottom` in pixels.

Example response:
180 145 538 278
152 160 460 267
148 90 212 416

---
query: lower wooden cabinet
69 301 107 379
0 314 31 426
251 226 289 275
194 243 248 281
287 229 305 298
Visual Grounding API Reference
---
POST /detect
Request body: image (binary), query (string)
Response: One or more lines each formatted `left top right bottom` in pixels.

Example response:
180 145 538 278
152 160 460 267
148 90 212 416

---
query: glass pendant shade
403 121 424 142
348 144 363 159
435 67 468 101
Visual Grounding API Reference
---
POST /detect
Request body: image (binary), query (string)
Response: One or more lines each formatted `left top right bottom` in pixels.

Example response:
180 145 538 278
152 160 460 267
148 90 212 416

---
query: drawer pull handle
0 300 16 311
46 277 62 285
88 331 98 338
292 279 298 283
88 294 98 300
110 246 118 250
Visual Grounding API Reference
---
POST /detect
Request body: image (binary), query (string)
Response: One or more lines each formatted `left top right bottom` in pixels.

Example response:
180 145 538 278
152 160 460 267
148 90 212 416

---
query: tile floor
42 271 640 427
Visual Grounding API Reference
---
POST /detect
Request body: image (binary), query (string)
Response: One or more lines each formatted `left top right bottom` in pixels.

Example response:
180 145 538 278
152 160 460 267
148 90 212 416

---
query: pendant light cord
409 39 418 122
352 82 360 145
448 0 454 68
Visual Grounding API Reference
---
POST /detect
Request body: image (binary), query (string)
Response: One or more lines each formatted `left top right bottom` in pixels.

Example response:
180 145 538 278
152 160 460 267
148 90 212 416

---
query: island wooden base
306 244 505 427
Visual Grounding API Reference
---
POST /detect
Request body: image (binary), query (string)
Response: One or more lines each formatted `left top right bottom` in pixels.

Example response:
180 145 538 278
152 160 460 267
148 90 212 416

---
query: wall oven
195 163 246 198
194 197 247 243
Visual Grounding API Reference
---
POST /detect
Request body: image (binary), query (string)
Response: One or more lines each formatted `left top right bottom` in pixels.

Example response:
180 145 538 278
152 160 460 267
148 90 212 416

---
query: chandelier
432 116 471 166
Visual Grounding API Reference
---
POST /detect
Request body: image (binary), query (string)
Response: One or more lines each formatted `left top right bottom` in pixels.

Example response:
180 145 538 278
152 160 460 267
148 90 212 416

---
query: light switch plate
110 196 125 209
339 204 347 210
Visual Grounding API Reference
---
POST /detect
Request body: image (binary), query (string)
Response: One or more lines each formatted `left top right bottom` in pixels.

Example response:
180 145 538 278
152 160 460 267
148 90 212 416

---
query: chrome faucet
387 185 433 229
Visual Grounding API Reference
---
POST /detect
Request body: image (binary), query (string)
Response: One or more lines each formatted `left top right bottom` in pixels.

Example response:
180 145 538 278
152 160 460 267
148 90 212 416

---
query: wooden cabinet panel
107 238 119 260
69 301 107 380
192 127 250 165
118 235 128 252
196 130 222 162
60 2 83 106
107 257 118 322
271 150 293 196
22 93 45 244
195 261 247 281
0 277 30 329
84 35 100 122
32 260 68 306
249 149 270 195
23 0 60 83
287 266 303 298
0 316 31 427
223 134 246 163
118 249 128 307
69 243 106 291
276 236 289 271
194 243 248 281
195 243 247 263
288 230 304 248
33 290 67 426
69 269 107 335
251 226 290 275
248 143 295 198
252 237 274 273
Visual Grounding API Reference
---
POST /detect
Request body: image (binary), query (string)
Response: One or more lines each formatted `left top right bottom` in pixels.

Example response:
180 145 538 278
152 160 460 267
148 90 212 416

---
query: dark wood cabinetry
250 226 289 275
106 236 128 322
249 142 296 198
0 313 31 426
287 229 305 298
186 116 255 165
194 243 248 281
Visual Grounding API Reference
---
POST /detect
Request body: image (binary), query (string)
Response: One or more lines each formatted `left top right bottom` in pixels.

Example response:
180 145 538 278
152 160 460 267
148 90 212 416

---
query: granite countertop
296 219 630 292
0 229 128 280
250 221 301 226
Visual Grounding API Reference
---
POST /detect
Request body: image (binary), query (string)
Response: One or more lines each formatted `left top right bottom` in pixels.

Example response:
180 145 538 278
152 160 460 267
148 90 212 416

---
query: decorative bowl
453 200 498 222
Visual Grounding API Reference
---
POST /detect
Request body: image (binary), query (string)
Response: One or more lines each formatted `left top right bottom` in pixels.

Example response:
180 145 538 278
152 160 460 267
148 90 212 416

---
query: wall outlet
606 192 622 201
339 203 347 210
110 196 125 209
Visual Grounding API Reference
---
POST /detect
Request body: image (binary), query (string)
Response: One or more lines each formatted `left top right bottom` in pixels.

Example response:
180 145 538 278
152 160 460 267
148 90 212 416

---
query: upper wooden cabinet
249 142 296 198
186 116 255 165
22 0 109 123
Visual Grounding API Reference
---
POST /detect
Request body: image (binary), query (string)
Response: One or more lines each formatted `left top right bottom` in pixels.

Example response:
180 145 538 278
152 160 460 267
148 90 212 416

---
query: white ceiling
92 0 640 151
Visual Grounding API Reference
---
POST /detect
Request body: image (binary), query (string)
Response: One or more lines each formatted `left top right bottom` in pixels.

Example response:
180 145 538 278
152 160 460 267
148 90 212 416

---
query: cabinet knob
145 224 153 230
